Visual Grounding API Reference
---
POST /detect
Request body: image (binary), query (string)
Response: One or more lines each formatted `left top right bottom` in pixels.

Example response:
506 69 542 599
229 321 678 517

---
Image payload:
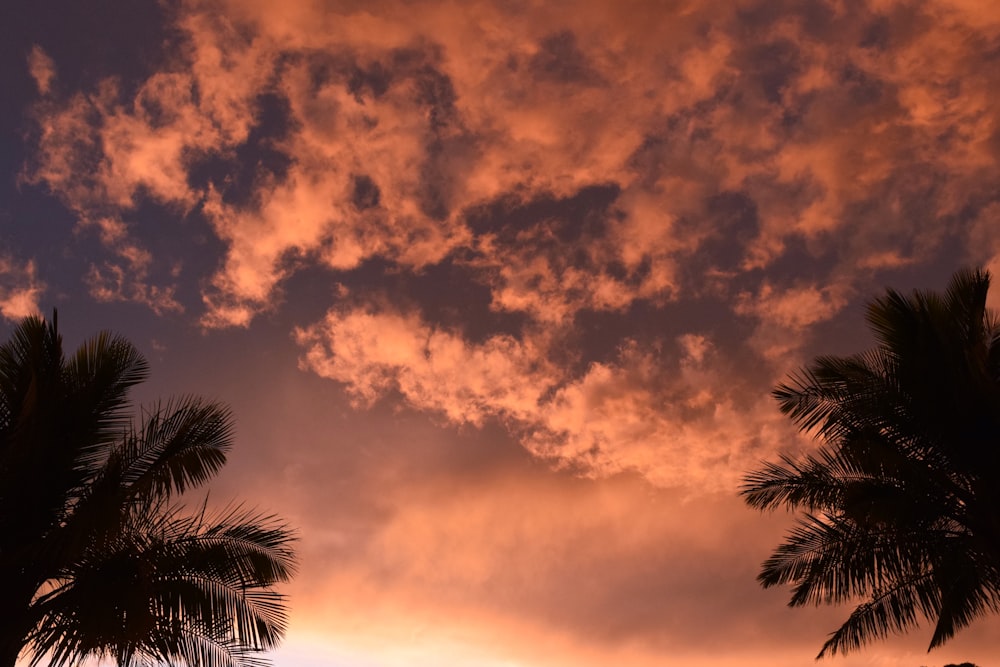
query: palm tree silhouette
0 314 296 667
742 268 1000 657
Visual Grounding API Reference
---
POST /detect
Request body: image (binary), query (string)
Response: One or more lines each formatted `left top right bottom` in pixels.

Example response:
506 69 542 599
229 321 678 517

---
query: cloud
28 72 210 213
27 45 56 96
81 217 183 315
21 0 1000 486
0 256 45 321
207 320 1000 667
734 280 852 360
25 0 1000 330
308 480 780 652
296 305 792 490
464 185 679 325
275 430 983 667
295 306 559 425
521 335 791 488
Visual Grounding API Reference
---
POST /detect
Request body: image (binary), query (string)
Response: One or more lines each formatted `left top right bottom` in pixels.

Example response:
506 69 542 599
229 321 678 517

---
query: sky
3 0 1000 665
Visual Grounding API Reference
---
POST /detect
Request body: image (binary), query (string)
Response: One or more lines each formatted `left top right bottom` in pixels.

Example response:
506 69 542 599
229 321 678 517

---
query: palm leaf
0 314 297 667
743 268 1000 656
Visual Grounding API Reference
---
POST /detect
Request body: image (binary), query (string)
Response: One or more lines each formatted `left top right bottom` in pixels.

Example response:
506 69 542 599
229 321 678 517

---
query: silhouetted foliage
0 314 297 667
742 268 1000 657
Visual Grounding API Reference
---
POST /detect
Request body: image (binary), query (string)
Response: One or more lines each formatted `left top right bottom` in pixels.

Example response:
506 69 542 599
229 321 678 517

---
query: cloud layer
22 0 1000 489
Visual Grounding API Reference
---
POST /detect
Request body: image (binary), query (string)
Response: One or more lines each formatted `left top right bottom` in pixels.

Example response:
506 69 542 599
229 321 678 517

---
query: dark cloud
839 63 885 106
351 173 382 210
741 40 802 105
346 60 393 101
529 31 604 86
858 14 892 50
687 190 760 272
467 184 620 239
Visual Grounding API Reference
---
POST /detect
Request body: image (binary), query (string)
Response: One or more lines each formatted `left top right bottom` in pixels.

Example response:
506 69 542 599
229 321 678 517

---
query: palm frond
0 313 296 667
817 572 940 657
744 268 1000 657
113 397 234 500
27 498 296 667
62 331 149 473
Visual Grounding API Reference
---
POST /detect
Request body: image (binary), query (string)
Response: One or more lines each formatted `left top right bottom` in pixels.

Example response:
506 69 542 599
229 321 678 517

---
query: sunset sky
4 0 1000 665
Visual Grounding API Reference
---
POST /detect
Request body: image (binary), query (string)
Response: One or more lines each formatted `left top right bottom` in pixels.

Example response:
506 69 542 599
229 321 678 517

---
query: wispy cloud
27 45 56 96
81 217 183 314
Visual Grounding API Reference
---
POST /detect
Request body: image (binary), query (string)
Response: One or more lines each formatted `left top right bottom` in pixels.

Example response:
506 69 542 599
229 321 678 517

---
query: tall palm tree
742 268 1000 658
0 314 296 667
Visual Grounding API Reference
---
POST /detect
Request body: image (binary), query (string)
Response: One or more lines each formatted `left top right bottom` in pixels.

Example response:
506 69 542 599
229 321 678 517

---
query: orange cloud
523 337 792 488
267 437 1000 667
26 0 1000 330
21 0 1000 489
734 280 852 361
0 256 44 320
27 46 56 96
80 217 183 315
295 307 559 425
297 305 793 489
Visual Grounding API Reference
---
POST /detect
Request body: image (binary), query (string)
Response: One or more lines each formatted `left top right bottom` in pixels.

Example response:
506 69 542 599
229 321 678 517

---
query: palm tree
0 314 296 667
742 268 1000 658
